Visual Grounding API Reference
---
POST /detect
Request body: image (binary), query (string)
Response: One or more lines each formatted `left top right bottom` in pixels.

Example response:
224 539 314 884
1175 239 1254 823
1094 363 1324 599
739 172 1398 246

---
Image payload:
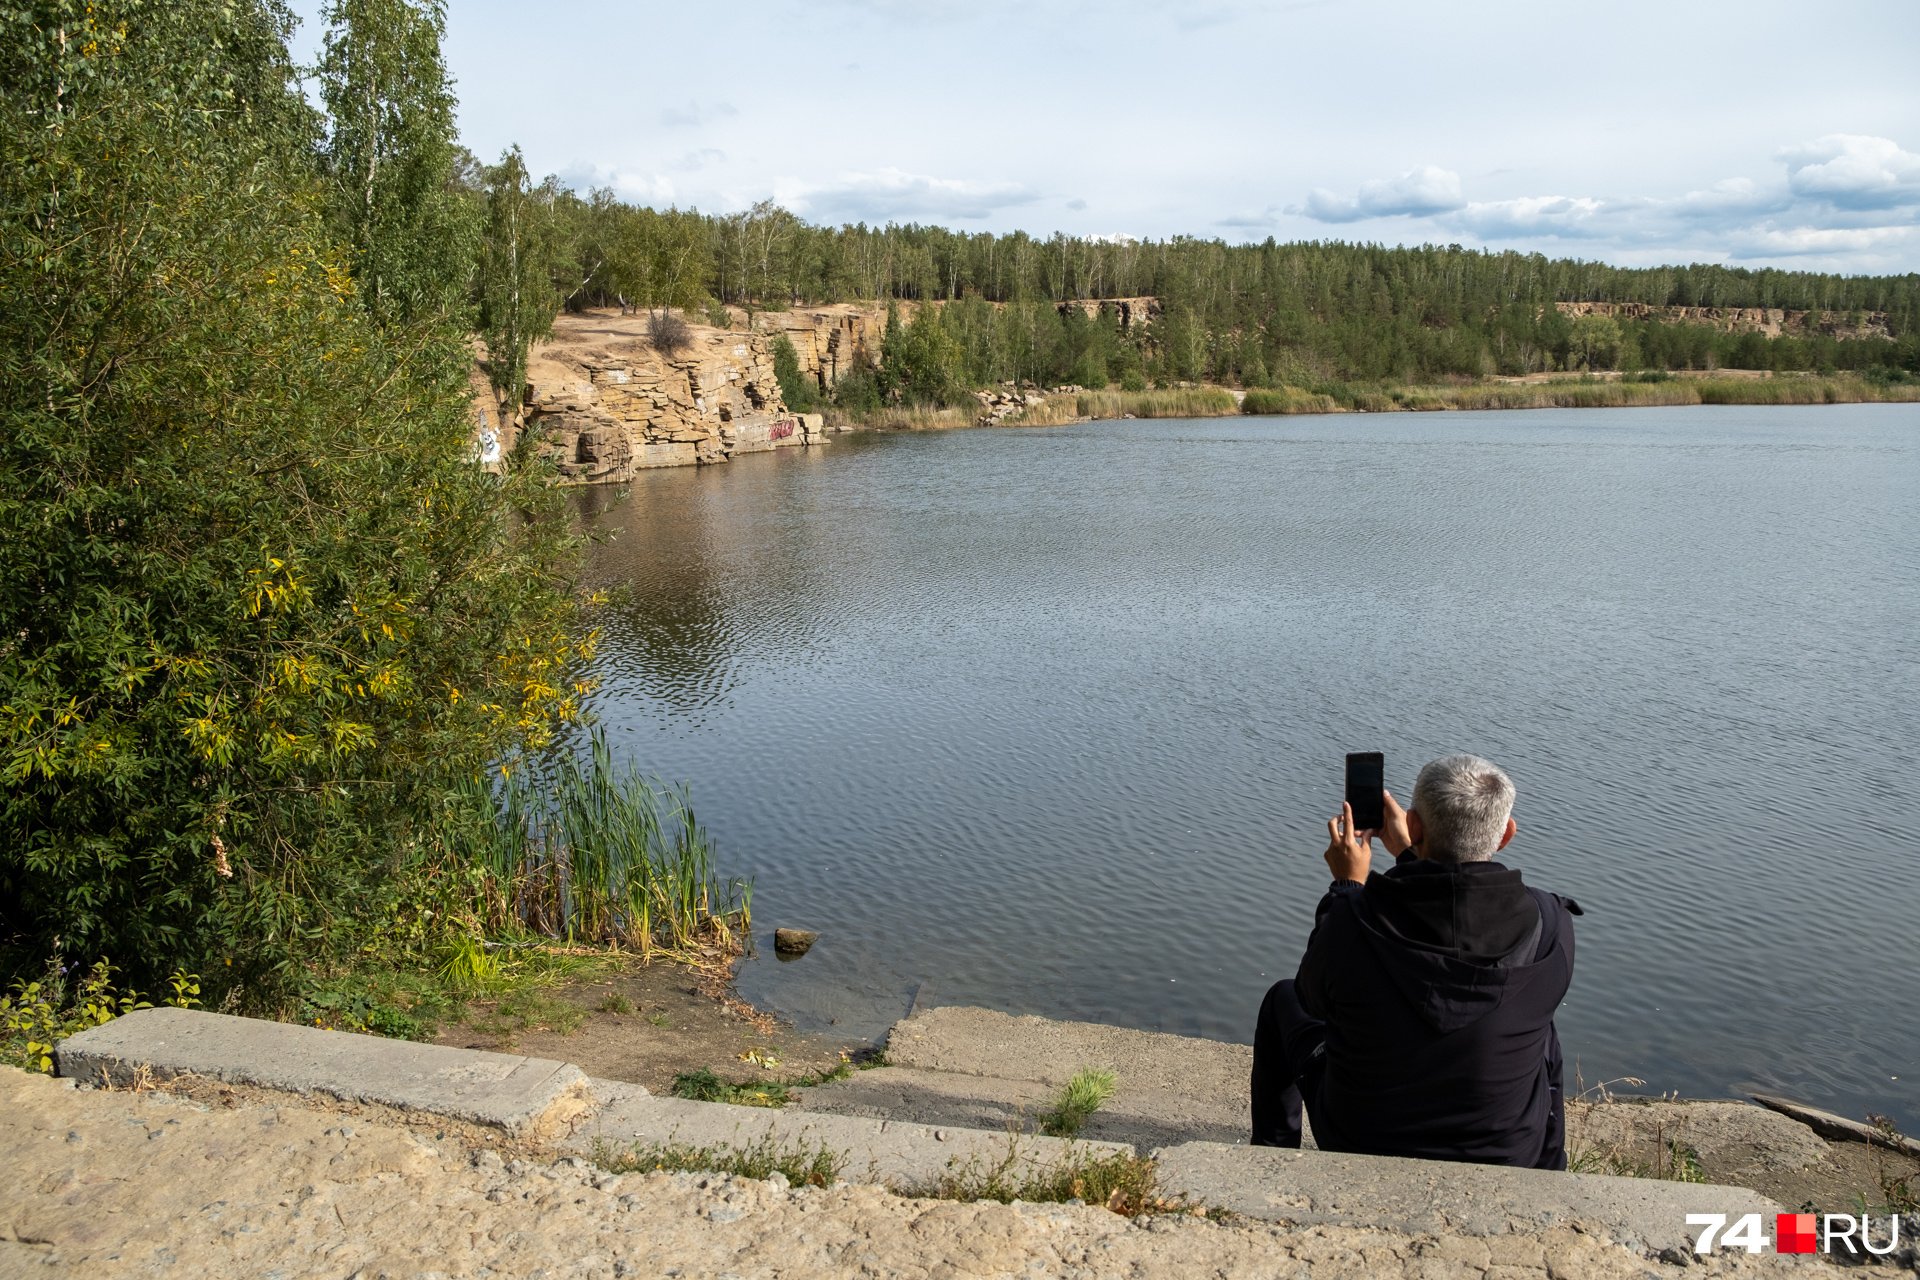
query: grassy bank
826 371 1915 437
1244 372 1920 415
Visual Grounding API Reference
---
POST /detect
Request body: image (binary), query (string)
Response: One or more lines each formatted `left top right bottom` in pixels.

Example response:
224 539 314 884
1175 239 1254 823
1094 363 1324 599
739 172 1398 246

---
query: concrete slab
56 1007 592 1138
1152 1139 1784 1253
565 1077 1134 1192
792 1064 1252 1151
882 1005 1260 1146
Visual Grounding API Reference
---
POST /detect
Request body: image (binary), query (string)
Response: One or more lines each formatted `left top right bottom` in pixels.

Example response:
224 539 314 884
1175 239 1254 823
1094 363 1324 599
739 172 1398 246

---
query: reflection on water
577 406 1920 1128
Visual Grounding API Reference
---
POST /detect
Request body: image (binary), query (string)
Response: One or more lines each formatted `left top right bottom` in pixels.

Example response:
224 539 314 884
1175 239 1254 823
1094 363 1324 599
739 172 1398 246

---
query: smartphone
1345 752 1385 830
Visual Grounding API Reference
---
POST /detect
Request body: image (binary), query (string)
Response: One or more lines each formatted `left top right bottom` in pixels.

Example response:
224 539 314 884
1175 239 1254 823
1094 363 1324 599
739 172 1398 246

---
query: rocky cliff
484 310 828 483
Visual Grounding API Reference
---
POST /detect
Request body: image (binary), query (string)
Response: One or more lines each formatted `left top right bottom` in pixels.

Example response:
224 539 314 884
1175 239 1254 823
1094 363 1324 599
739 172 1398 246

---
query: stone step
563 1078 1131 1191
791 1064 1255 1151
1150 1140 1783 1256
880 1005 1257 1142
56 1007 591 1139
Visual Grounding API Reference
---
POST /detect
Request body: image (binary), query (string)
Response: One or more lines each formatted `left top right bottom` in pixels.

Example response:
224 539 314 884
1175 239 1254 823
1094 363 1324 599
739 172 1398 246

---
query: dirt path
2 1068 1828 1279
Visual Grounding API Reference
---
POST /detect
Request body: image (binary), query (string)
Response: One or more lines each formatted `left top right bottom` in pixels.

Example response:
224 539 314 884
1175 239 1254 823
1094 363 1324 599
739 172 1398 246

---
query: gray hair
1412 754 1516 864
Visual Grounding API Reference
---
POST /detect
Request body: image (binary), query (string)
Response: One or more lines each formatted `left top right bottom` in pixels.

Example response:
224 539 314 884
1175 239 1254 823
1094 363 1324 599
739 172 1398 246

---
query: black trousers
1250 978 1328 1147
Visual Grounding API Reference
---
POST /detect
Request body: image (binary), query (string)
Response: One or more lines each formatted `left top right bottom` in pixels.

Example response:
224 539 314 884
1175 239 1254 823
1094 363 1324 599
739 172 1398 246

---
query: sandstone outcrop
482 310 829 484
751 303 893 391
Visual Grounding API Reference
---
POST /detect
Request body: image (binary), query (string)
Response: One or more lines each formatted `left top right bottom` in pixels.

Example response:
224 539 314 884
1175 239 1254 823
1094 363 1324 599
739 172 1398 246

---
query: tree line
512 197 1919 403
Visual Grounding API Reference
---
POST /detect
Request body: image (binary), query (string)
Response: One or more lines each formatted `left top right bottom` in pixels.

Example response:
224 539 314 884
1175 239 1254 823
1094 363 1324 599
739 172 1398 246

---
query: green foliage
1038 1067 1117 1138
770 335 820 412
436 932 506 995
317 0 475 327
440 730 750 957
832 365 886 414
476 144 563 406
592 1135 844 1188
669 1066 791 1107
0 0 585 998
1 959 199 1073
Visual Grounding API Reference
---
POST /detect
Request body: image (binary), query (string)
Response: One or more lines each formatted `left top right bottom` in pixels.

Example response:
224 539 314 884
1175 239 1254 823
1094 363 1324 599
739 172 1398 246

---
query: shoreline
829 372 1919 436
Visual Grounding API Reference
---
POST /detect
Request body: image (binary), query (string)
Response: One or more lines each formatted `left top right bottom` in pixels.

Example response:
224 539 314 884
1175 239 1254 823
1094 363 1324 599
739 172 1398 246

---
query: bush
770 334 819 412
1 960 199 1073
648 309 694 355
832 367 885 414
0 0 585 998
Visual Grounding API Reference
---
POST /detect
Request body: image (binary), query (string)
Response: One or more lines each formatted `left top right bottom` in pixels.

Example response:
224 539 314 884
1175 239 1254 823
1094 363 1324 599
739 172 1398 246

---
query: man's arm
1295 878 1361 1019
1299 802 1372 1018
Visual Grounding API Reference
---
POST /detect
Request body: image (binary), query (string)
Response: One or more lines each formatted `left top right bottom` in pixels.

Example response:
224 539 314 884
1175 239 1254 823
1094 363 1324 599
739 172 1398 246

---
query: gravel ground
0 1067 1836 1279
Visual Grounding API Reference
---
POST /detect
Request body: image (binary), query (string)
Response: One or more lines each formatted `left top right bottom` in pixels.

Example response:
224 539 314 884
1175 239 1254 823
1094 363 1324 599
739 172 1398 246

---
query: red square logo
1776 1213 1817 1254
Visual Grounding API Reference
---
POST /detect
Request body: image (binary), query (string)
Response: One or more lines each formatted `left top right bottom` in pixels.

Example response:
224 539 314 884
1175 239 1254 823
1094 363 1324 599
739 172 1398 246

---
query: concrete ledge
565 1080 1134 1191
1151 1140 1784 1253
56 1007 593 1139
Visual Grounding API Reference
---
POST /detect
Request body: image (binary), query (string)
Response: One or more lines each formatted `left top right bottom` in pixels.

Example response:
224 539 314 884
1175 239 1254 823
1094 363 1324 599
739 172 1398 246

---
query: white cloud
1287 135 1920 269
781 167 1041 224
1298 165 1466 222
557 162 676 206
659 101 738 130
1445 195 1608 240
1728 223 1920 259
1778 134 1920 210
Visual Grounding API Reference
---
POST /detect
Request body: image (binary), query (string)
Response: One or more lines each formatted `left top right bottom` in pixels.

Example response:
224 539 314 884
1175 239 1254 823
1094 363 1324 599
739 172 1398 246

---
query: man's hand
1323 802 1373 885
1378 789 1413 857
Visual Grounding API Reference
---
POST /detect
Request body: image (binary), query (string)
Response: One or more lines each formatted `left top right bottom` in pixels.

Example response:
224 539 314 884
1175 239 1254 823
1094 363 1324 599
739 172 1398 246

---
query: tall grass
1076 387 1239 419
1002 394 1081 426
1246 375 1919 416
450 730 750 959
1240 387 1339 415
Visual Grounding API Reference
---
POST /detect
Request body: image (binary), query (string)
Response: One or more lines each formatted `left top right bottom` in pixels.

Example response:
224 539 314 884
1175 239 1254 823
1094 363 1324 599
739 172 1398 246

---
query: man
1250 754 1581 1168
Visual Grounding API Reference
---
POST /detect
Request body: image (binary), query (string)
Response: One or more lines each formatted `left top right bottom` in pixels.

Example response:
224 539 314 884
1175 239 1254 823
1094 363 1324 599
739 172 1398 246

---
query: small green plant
647 1012 671 1028
1038 1067 1117 1138
906 1141 1200 1218
670 1066 792 1107
597 991 633 1015
1 960 200 1073
667 1054 861 1107
437 933 506 995
1866 1115 1920 1213
591 1135 843 1188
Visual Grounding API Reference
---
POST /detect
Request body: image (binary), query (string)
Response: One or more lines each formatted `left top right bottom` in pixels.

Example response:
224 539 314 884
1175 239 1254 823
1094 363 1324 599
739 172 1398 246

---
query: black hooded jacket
1295 855 1580 1168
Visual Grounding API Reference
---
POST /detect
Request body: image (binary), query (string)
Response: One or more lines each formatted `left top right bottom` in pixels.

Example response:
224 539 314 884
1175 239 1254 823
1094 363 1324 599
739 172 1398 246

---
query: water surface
578 404 1920 1126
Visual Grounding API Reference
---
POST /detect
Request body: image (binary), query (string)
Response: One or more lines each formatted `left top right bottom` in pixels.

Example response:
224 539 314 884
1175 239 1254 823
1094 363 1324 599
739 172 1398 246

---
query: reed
1075 387 1240 420
450 730 750 960
1246 375 1918 416
1002 394 1082 426
1241 387 1341 415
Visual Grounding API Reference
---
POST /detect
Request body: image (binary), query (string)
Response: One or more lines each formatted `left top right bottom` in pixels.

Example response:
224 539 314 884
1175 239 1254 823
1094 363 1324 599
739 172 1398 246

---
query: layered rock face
752 303 892 391
494 311 828 483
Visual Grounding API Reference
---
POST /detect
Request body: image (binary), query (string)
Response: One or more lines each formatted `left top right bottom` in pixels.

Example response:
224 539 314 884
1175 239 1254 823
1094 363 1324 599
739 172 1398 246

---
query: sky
285 0 1920 275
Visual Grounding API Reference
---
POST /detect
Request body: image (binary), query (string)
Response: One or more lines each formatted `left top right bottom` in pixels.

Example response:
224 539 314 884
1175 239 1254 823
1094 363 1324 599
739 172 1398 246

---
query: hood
1351 860 1560 1034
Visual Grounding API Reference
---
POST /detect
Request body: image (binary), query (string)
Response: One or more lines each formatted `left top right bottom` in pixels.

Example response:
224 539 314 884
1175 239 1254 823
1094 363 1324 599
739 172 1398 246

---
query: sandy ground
1 1067 1834 1280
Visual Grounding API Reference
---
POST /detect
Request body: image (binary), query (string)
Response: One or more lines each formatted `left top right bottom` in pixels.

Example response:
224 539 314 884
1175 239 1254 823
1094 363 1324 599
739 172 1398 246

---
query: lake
575 403 1920 1128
